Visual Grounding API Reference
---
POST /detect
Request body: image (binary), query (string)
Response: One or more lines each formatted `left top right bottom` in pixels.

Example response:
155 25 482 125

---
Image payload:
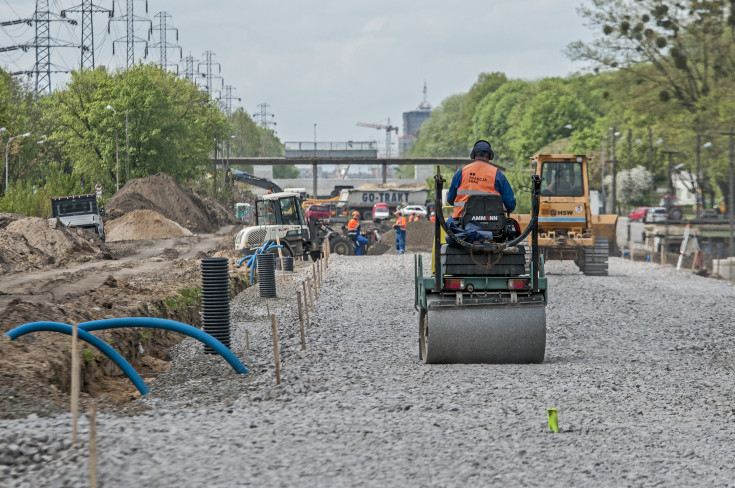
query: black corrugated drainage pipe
257 253 277 298
201 257 231 353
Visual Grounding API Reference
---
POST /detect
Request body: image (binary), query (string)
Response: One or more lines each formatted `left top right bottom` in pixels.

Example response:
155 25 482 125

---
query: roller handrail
78 317 248 374
4 321 150 395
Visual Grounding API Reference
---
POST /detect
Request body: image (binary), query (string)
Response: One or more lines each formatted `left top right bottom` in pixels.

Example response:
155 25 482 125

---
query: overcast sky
2 0 595 149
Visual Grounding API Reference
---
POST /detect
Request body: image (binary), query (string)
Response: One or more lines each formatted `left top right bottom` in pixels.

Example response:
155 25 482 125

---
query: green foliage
162 286 202 310
82 348 96 363
0 162 88 216
273 164 300 178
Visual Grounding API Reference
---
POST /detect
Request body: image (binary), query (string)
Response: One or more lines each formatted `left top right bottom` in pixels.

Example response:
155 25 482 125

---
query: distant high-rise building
400 82 432 155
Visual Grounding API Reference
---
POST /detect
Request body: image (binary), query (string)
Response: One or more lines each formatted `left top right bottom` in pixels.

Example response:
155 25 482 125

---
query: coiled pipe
4 321 150 395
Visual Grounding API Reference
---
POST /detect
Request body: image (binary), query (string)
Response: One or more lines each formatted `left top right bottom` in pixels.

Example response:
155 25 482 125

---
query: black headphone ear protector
471 140 494 161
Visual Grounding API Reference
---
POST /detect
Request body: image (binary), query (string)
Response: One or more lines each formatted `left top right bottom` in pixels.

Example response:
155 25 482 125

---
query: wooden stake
296 291 306 350
302 281 311 329
318 256 323 286
245 329 249 351
312 262 318 294
89 403 97 488
660 243 665 266
275 236 287 283
306 277 315 313
325 239 330 269
629 235 634 261
71 323 79 444
270 314 281 385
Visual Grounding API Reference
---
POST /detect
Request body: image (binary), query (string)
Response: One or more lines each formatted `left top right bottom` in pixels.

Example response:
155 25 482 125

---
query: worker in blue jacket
446 140 516 223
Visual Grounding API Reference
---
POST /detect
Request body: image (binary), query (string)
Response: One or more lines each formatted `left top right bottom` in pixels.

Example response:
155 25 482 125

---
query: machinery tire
582 236 609 276
669 207 682 222
362 209 373 221
268 243 293 258
329 236 354 256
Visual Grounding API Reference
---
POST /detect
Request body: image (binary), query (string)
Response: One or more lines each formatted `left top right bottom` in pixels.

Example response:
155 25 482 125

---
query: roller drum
420 295 546 364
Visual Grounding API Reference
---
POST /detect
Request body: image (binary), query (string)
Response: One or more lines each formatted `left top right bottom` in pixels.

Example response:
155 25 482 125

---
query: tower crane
356 118 399 158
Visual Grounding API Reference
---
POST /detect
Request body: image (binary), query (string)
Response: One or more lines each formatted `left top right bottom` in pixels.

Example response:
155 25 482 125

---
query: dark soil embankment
368 220 435 255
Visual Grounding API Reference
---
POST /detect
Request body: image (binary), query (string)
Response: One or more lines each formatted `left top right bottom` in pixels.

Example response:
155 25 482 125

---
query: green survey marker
547 408 559 432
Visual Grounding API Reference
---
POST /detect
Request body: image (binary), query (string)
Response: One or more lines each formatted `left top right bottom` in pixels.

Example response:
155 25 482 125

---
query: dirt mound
0 217 109 274
105 173 236 233
356 182 428 190
368 220 435 255
106 209 193 242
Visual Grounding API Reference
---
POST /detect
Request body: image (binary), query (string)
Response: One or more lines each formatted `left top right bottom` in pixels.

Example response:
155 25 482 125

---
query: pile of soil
105 173 236 233
105 209 193 242
368 220 435 255
356 182 428 190
0 215 109 275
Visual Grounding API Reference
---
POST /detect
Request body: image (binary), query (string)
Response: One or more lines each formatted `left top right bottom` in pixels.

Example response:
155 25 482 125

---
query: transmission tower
149 12 181 72
198 50 223 98
61 0 112 70
109 0 151 68
255 103 276 132
222 85 241 117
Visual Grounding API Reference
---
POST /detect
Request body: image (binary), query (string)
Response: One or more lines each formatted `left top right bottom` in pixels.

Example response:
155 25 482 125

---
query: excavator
414 170 547 364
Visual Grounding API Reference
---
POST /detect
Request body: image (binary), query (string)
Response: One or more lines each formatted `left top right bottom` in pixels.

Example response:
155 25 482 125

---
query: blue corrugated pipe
4 321 150 395
236 240 283 284
79 317 248 374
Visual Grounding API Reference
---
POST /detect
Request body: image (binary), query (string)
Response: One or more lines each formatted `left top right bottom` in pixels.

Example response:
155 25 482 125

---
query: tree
567 0 735 112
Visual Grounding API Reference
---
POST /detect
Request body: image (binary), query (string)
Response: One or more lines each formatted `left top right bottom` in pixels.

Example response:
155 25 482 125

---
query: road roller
413 171 547 363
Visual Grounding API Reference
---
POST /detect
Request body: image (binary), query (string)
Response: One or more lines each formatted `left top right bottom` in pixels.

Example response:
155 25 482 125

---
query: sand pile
105 209 193 242
0 216 108 274
368 219 435 255
105 173 236 233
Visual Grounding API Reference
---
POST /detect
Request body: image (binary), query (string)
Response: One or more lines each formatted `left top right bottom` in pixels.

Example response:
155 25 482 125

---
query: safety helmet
351 211 360 219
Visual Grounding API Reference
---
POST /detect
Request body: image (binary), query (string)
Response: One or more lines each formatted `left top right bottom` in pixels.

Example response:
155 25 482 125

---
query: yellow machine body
512 154 617 275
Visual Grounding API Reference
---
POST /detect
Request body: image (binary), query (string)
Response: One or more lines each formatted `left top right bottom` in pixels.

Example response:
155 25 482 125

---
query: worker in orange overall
347 211 368 255
447 140 516 222
409 212 420 222
393 210 407 254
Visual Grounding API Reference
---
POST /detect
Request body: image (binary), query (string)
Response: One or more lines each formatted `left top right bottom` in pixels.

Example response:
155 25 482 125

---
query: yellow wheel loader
514 154 618 276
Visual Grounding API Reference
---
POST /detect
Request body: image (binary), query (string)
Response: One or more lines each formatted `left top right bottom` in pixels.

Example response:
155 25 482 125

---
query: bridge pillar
382 163 387 184
312 162 318 198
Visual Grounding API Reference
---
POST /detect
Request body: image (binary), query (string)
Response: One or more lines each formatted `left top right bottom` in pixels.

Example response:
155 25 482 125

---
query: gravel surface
1 255 734 487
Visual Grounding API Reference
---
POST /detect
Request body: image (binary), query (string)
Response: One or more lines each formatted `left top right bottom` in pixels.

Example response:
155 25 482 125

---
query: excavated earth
1 249 734 486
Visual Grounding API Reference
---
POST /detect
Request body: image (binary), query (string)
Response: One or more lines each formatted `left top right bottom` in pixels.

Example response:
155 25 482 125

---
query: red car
629 206 650 222
305 204 330 221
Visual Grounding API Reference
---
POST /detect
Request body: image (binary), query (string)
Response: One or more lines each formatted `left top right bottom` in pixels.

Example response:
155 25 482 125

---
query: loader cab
540 159 585 197
255 193 307 228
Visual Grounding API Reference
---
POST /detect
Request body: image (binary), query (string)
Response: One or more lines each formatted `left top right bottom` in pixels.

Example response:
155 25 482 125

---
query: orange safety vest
347 218 359 230
409 214 419 222
452 161 500 219
395 216 407 230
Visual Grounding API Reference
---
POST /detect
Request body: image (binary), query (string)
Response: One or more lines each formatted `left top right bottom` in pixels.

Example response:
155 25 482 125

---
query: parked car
372 203 390 221
305 204 330 221
402 204 428 217
629 206 650 222
644 206 667 223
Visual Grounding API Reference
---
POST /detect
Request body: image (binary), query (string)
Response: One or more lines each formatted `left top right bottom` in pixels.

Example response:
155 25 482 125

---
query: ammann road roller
414 172 547 364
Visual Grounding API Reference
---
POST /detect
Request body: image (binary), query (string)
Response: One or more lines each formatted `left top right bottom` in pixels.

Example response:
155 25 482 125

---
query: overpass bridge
218 157 496 198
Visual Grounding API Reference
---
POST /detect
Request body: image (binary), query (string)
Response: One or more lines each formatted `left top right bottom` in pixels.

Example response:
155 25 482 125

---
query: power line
61 0 112 70
255 102 276 132
198 50 222 98
149 11 181 72
222 84 240 117
108 0 151 68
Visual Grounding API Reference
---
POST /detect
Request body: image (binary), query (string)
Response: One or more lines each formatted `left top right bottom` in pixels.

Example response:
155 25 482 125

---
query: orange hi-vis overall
347 218 359 230
452 160 500 219
396 216 407 229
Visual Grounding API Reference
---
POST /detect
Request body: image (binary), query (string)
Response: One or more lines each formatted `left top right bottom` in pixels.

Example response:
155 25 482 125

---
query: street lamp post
5 132 30 192
106 105 120 192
